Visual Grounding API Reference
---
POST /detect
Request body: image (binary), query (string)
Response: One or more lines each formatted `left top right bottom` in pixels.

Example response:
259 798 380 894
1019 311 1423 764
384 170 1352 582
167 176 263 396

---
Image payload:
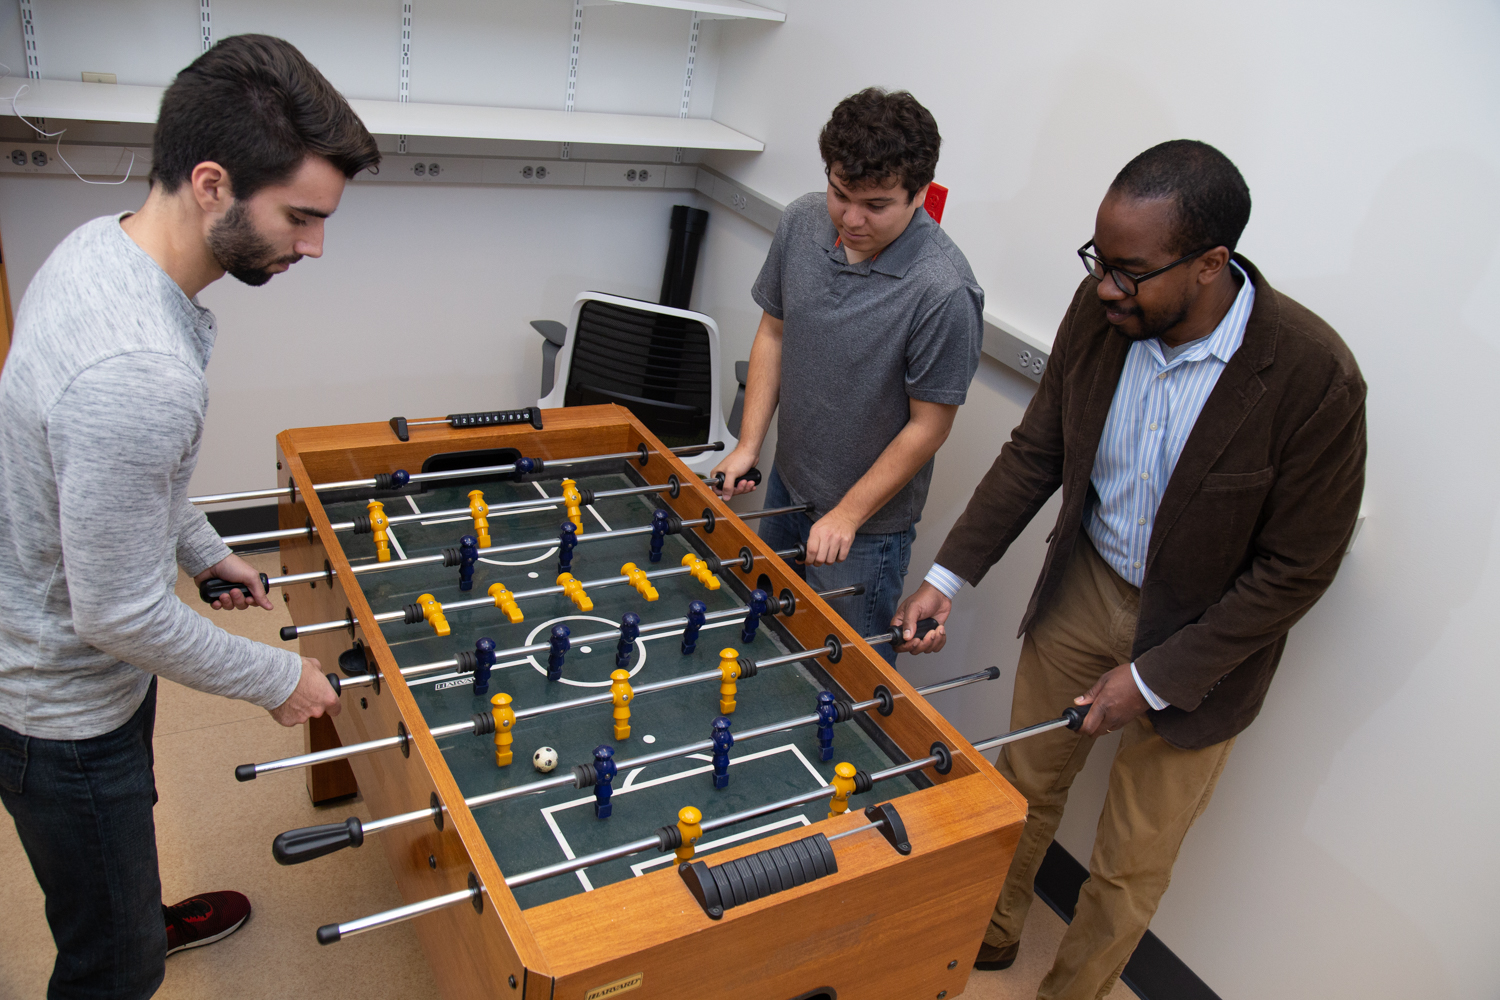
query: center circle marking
524 615 647 687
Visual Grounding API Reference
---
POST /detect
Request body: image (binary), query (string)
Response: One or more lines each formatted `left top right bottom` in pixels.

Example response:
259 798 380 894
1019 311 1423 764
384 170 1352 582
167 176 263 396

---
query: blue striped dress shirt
924 263 1255 709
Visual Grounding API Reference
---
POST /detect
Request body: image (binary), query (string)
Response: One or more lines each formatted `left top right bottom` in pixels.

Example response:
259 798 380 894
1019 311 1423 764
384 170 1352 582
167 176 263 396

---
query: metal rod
344 503 809 580
285 544 811 640
190 442 724 506
321 883 480 943
825 820 878 843
248 585 869 775
971 717 1072 753
222 479 719 548
366 670 990 840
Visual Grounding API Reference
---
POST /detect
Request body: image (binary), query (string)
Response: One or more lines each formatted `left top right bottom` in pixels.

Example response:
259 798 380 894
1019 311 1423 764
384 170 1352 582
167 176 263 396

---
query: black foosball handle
273 817 365 865
710 467 762 492
891 617 941 648
198 573 270 605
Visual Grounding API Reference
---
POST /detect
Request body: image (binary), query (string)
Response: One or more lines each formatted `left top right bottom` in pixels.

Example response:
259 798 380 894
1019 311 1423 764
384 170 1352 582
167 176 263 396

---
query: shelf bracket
397 2 412 153
19 0 40 80
199 0 213 52
674 9 700 164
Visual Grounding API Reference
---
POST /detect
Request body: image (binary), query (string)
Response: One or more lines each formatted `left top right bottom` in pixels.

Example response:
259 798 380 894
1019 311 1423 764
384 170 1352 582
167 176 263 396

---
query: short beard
1108 291 1191 342
207 202 299 287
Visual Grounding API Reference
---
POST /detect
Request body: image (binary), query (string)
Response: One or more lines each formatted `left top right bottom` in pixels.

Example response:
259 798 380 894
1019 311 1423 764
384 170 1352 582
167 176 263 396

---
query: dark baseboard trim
1034 841 1221 1000
205 506 281 553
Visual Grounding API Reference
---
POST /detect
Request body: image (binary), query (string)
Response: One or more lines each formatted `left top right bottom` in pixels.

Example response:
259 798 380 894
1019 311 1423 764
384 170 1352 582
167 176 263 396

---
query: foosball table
213 404 1044 1000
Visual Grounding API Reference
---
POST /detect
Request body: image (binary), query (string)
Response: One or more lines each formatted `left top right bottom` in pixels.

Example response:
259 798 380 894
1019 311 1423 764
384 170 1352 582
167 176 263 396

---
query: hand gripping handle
711 467 762 492
892 617 940 648
198 572 270 605
273 817 364 865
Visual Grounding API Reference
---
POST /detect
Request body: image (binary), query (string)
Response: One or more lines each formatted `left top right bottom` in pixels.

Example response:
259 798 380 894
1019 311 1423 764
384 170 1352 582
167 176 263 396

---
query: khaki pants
989 536 1235 1000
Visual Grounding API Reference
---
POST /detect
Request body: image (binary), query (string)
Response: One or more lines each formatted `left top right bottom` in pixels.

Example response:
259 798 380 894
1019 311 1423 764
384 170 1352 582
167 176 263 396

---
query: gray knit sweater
0 215 300 740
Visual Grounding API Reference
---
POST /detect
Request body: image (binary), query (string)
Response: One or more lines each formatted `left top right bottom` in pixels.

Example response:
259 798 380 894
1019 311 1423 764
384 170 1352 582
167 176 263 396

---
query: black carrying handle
198 572 270 605
273 817 364 865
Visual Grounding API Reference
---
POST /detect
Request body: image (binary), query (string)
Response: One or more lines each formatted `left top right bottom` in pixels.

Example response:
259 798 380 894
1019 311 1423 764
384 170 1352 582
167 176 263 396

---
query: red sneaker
164 891 252 956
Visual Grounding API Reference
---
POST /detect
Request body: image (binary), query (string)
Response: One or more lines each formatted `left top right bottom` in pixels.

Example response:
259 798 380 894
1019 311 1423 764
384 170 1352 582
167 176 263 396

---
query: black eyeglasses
1077 241 1214 296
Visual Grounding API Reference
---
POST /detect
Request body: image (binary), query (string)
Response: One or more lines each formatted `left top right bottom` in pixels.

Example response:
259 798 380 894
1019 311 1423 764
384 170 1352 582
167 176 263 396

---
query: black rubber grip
1062 704 1091 730
273 817 364 865
325 673 341 697
198 573 270 605
316 923 341 945
739 467 762 487
235 763 257 782
280 625 298 641
388 416 409 442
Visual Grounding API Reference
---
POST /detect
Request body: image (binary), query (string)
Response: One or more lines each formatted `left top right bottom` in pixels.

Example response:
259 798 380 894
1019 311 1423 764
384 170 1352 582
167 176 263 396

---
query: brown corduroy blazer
934 258 1366 749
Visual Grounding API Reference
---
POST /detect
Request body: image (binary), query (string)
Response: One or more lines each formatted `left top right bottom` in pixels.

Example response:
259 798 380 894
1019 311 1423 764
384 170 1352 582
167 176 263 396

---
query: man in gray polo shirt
714 88 983 662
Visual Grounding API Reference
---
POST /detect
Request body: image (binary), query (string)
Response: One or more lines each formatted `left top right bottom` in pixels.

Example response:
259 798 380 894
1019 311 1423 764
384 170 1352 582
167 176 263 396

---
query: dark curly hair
151 34 380 199
817 88 940 202
1109 140 1252 254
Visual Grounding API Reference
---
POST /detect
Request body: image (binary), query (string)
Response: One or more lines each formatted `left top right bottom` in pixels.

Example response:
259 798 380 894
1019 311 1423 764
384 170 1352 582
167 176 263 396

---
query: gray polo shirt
752 192 983 534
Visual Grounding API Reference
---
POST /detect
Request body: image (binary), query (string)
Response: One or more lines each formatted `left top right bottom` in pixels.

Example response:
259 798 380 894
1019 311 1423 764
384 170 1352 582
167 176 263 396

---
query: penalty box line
541 742 827 892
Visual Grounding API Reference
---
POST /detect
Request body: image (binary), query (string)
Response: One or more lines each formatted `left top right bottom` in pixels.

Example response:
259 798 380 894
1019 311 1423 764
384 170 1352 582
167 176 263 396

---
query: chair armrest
734 360 749 386
531 320 568 346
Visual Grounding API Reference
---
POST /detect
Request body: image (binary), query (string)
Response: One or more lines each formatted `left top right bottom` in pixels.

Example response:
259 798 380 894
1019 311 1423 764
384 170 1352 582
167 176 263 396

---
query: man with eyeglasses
893 140 1365 997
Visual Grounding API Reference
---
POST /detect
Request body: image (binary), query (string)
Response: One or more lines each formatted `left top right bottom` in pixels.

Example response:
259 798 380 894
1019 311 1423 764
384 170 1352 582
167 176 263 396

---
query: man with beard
892 141 1365 998
0 35 377 998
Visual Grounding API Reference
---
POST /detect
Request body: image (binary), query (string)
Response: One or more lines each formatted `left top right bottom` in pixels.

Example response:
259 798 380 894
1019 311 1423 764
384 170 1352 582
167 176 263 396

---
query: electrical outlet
81 71 116 84
584 163 666 188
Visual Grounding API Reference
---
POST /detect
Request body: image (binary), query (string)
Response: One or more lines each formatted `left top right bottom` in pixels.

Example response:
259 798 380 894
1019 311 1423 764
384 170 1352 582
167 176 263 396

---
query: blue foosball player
616 612 640 669
592 745 617 819
473 637 496 695
816 691 838 762
681 600 707 655
648 509 670 563
457 534 479 592
741 589 769 644
711 716 734 789
558 522 578 574
547 624 571 681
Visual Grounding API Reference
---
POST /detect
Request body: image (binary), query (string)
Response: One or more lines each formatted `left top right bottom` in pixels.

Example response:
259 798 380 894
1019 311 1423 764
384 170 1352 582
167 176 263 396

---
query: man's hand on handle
1073 664 1149 737
805 509 859 566
891 581 951 653
270 658 342 727
195 553 273 611
709 448 762 502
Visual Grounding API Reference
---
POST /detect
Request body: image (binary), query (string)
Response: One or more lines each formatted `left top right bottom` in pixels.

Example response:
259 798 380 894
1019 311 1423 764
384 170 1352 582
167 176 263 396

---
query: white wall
698 3 1500 999
3 1 1498 996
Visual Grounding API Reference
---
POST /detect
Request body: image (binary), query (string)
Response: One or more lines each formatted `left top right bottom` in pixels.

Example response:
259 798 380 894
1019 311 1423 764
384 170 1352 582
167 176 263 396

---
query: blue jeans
0 680 166 1000
757 465 915 666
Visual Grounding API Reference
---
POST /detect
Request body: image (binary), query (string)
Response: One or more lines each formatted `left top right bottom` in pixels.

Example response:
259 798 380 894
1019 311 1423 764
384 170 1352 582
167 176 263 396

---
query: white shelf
581 0 785 20
1 80 765 151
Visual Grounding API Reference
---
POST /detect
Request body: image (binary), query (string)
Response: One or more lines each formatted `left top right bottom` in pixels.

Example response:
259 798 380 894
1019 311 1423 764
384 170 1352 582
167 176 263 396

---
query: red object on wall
924 182 949 224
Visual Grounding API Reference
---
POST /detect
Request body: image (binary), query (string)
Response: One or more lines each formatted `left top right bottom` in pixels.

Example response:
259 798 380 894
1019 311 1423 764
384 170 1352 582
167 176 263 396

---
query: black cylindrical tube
659 205 711 309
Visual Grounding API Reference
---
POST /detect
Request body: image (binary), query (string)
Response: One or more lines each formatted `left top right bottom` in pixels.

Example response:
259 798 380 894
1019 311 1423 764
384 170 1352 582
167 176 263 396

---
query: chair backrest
540 293 735 462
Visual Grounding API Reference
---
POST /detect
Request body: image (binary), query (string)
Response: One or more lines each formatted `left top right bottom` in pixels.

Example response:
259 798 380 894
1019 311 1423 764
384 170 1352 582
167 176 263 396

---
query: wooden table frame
275 404 1027 1000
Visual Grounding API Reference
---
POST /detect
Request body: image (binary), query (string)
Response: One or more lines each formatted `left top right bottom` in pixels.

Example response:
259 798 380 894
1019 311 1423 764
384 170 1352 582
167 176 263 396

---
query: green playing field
323 466 916 910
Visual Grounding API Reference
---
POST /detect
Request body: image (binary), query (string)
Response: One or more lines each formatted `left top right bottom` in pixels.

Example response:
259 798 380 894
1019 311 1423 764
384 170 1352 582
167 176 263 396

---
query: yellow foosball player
560 478 585 532
674 806 703 863
488 582 523 623
682 553 721 591
620 562 659 601
490 693 515 767
367 500 391 562
557 573 593 611
828 762 858 818
467 489 491 547
610 669 633 740
416 593 450 637
718 648 740 714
